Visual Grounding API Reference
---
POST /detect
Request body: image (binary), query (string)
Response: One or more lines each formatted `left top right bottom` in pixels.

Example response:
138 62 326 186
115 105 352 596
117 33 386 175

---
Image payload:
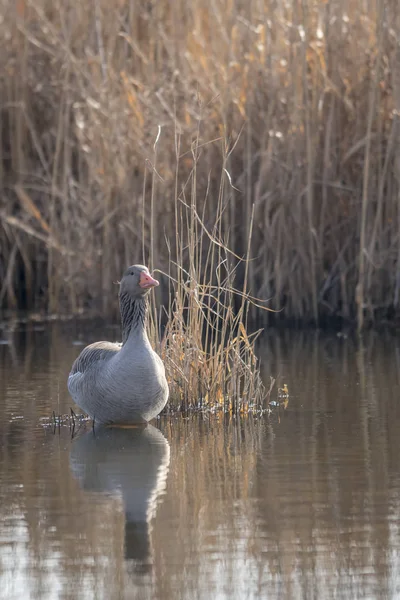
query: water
1 322 400 600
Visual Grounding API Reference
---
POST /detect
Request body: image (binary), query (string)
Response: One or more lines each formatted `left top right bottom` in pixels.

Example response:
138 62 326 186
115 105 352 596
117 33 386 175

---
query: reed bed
0 0 399 331
146 128 274 411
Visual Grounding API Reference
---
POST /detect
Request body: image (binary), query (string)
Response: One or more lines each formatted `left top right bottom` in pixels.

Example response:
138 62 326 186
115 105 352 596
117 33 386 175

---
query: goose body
68 265 169 424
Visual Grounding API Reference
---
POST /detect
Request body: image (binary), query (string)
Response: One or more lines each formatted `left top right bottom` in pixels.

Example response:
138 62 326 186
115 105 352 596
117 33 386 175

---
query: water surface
1 322 400 599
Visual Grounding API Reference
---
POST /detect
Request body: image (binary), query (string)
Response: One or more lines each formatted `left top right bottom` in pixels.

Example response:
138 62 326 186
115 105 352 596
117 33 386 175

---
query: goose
68 265 169 424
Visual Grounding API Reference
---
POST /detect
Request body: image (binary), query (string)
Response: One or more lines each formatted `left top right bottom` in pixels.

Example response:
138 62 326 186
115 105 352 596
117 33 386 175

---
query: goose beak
139 272 159 289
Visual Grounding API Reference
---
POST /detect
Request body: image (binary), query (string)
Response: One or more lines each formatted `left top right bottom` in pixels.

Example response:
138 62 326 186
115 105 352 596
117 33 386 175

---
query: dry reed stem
150 127 271 410
0 0 398 327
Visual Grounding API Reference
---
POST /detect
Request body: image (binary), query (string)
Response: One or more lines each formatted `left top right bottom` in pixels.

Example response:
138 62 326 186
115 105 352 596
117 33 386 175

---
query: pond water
0 321 400 600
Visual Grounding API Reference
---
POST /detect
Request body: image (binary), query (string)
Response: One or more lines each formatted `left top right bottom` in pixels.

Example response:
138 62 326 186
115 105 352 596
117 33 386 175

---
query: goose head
119 265 159 299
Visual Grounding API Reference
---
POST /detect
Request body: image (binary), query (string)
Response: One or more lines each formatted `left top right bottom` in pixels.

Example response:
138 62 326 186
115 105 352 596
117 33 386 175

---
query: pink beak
139 271 159 289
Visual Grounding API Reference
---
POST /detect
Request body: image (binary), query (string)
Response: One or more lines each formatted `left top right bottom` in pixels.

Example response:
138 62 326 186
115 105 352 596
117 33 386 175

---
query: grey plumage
67 265 169 424
120 290 146 343
70 341 121 376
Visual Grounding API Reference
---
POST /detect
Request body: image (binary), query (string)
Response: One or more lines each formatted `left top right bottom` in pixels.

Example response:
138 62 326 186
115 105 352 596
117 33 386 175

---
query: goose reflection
69 424 170 568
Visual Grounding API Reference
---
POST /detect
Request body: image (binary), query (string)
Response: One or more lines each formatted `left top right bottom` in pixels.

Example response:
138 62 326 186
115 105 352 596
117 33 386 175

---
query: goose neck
119 293 147 344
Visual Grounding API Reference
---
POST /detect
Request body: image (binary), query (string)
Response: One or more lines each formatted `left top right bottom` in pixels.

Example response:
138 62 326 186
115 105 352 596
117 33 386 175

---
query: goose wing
70 341 122 376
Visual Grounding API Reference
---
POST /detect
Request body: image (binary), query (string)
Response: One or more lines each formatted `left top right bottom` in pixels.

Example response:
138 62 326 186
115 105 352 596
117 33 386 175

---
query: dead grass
145 127 274 411
0 0 399 332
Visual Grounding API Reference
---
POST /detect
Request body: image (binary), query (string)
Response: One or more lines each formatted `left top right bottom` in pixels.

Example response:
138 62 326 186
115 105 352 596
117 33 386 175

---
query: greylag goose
68 265 169 424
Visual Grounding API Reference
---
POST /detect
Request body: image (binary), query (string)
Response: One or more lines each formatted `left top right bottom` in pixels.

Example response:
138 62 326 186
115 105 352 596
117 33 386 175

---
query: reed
0 0 399 330
141 124 270 411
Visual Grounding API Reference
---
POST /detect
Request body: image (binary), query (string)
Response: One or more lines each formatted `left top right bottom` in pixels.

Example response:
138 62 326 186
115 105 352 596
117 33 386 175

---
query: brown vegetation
0 0 399 330
148 137 270 408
